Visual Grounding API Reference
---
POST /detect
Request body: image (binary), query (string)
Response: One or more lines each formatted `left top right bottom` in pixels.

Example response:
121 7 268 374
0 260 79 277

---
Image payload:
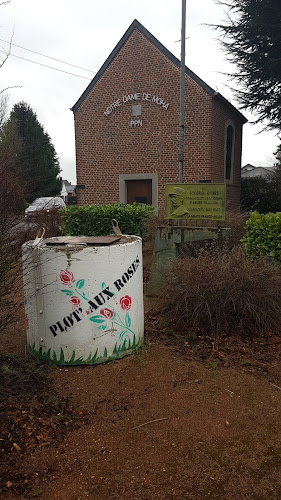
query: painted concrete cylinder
22 235 144 365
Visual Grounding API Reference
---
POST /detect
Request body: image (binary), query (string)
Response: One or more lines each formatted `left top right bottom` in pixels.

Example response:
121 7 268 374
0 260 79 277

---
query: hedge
242 211 281 262
61 203 154 238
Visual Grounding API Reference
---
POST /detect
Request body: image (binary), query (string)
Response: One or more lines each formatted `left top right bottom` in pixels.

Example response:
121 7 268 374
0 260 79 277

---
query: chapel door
126 179 152 205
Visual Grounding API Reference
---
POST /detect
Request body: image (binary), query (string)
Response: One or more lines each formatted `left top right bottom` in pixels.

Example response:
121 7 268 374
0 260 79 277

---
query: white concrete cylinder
22 236 144 365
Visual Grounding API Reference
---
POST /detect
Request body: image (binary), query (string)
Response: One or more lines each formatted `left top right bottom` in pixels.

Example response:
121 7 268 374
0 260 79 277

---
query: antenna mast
178 0 186 184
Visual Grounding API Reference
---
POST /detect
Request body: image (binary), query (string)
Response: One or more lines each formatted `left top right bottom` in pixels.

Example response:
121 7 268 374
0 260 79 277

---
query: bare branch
0 24 14 69
0 86 22 95
0 85 22 95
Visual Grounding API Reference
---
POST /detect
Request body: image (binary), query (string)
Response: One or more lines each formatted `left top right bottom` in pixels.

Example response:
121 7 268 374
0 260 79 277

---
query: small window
225 123 234 181
132 104 141 116
119 173 158 209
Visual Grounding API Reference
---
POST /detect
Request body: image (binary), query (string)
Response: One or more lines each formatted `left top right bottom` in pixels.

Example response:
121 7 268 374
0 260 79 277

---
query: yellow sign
165 183 226 221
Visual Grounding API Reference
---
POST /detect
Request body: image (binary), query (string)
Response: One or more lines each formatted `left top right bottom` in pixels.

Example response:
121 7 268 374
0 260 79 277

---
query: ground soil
1 272 281 499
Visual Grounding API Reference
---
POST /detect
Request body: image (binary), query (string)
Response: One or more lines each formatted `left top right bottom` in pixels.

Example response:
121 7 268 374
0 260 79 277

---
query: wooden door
126 179 152 205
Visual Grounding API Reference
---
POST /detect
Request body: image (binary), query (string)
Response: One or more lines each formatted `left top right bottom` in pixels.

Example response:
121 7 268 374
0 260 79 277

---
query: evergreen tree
0 94 25 213
214 0 281 131
6 102 62 202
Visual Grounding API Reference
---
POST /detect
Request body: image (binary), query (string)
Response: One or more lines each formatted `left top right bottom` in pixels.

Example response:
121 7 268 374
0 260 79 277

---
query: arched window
225 121 235 181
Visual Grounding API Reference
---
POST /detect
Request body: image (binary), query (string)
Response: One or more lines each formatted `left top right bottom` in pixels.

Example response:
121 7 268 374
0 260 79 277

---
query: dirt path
39 347 281 500
2 292 281 499
3 335 281 499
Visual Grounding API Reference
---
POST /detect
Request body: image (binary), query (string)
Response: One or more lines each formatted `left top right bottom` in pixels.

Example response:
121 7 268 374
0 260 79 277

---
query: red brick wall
74 28 243 211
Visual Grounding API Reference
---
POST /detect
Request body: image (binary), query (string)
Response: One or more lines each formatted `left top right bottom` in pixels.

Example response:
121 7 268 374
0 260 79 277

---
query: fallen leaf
29 488 44 497
6 481 12 488
13 442 21 451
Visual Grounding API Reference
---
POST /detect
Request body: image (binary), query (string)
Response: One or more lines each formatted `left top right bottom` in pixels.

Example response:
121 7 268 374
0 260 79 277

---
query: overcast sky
1 0 279 184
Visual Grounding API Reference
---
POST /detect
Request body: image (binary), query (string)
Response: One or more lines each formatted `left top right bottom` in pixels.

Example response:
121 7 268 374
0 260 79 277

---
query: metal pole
178 0 186 184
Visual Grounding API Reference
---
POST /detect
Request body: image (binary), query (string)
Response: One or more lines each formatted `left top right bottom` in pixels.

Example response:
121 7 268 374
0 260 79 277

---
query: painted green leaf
61 289 73 296
76 279 85 289
125 312 131 328
59 348 65 364
98 324 107 330
101 282 106 289
70 351 76 363
89 315 105 323
119 330 127 341
121 339 128 351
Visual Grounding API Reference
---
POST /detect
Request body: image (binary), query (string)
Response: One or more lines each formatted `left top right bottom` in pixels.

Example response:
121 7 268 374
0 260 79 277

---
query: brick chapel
71 19 247 211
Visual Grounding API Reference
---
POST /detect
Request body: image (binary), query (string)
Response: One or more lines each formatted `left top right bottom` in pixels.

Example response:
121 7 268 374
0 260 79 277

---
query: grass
28 334 143 365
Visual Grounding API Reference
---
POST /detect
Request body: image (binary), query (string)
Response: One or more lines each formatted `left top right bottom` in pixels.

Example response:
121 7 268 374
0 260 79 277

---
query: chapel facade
72 19 247 211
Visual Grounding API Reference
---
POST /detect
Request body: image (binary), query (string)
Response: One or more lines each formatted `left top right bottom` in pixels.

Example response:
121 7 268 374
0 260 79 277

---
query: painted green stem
114 312 134 335
74 287 89 302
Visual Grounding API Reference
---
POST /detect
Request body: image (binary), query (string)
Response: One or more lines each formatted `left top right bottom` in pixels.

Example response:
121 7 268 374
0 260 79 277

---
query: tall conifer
7 102 62 202
214 0 281 131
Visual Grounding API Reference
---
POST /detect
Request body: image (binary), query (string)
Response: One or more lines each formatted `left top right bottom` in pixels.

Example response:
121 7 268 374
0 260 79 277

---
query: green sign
165 183 226 221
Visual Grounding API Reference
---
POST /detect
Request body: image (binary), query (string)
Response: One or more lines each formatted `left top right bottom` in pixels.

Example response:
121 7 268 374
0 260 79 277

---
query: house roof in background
241 165 275 178
241 164 256 171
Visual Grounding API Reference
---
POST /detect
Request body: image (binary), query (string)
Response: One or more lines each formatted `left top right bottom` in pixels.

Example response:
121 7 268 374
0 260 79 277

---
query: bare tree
0 0 25 334
0 92 8 128
0 1 12 71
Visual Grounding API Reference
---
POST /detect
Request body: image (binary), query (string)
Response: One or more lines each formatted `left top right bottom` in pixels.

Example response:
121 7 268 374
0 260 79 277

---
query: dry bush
177 208 248 248
143 212 166 252
142 213 166 283
143 209 248 284
159 247 281 339
0 157 26 333
26 208 63 238
144 209 248 249
0 156 62 334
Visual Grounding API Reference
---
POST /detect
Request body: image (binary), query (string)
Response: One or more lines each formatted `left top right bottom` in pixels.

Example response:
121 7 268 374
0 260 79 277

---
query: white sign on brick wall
130 119 142 127
104 91 169 116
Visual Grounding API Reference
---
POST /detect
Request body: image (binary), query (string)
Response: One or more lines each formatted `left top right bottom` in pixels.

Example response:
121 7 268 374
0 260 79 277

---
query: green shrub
159 247 281 338
61 203 154 238
242 211 281 262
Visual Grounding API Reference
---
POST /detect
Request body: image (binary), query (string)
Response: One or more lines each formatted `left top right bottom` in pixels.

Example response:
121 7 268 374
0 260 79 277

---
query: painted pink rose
100 308 114 319
120 295 132 311
70 296 80 308
59 269 74 286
